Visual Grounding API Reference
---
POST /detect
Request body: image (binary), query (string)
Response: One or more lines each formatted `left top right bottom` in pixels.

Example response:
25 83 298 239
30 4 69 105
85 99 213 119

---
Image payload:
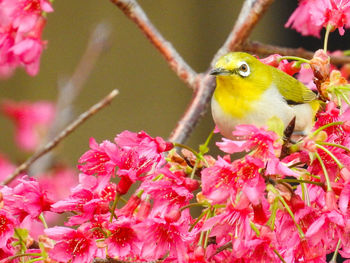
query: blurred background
0 0 347 166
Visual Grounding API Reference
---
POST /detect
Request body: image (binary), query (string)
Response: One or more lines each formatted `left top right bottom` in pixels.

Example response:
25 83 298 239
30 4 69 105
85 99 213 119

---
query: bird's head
210 52 260 79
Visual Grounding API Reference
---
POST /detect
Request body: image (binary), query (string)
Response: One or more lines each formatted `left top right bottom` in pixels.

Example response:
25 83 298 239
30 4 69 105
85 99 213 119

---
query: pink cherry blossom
51 174 111 226
217 124 280 159
202 197 253 245
10 35 44 76
135 216 194 263
78 138 117 177
115 130 173 153
105 217 142 258
201 156 236 204
0 210 17 249
1 100 55 151
117 194 141 217
0 0 52 77
45 226 98 263
297 65 317 90
1 176 53 220
0 238 15 261
141 177 193 216
286 0 350 37
231 227 279 262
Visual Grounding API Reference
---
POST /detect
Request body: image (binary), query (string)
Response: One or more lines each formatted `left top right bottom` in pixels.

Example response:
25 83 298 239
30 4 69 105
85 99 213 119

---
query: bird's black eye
237 61 250 77
240 64 248 72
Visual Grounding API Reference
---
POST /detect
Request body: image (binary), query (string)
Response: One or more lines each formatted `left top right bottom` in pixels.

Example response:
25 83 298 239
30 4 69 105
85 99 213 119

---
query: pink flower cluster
0 0 53 77
1 116 350 262
286 0 350 37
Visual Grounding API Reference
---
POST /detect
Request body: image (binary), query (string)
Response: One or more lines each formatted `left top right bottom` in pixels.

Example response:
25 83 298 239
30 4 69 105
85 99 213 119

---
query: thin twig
109 0 197 88
211 241 232 258
168 73 213 143
29 22 112 175
240 40 350 66
3 89 119 185
212 0 275 66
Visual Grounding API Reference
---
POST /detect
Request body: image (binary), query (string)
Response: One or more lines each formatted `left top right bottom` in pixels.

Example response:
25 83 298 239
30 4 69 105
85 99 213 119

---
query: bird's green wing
271 68 316 104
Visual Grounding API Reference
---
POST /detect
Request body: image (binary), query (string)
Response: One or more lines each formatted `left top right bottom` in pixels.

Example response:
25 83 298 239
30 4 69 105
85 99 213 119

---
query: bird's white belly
211 86 296 139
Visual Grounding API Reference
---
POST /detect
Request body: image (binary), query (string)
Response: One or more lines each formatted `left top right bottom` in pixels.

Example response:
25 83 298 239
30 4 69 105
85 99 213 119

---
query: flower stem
317 141 350 152
273 249 287 263
315 144 344 169
267 198 279 230
190 159 200 179
314 152 332 192
39 213 48 229
14 228 26 254
330 239 342 263
180 202 208 211
173 143 201 159
109 193 120 222
198 230 206 247
276 178 323 187
324 24 332 52
311 121 343 138
267 184 305 239
7 253 42 261
200 129 214 154
301 182 311 206
250 221 260 237
189 210 207 232
340 91 350 105
279 56 310 64
27 257 45 263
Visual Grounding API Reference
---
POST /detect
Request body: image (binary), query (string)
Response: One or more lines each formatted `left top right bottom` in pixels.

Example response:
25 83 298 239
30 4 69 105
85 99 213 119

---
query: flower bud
184 178 199 192
165 210 181 223
137 199 151 221
340 167 350 182
325 190 337 211
252 203 268 225
155 136 173 152
259 54 282 67
342 121 350 132
117 176 133 195
194 246 205 260
290 194 305 211
118 194 140 217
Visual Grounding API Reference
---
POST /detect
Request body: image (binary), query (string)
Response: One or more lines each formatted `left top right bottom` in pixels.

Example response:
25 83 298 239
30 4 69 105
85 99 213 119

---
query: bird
210 52 319 139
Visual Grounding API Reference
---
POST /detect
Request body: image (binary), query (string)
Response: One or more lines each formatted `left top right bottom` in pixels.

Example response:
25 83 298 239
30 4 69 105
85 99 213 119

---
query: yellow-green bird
210 52 319 139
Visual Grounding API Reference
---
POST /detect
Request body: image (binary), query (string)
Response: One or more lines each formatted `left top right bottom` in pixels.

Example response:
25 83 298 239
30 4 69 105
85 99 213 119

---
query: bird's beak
210 68 232 76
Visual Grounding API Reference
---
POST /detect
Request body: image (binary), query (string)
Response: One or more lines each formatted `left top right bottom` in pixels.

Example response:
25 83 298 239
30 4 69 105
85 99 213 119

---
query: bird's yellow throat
213 75 267 119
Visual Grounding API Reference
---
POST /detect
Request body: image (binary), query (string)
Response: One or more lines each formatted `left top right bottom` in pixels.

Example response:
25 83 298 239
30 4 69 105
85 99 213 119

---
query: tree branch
29 22 112 175
3 89 119 185
168 74 213 143
239 40 350 66
110 0 197 88
212 0 275 66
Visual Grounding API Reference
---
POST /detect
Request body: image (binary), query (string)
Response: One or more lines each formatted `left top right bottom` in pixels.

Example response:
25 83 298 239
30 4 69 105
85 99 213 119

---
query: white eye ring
237 61 250 77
